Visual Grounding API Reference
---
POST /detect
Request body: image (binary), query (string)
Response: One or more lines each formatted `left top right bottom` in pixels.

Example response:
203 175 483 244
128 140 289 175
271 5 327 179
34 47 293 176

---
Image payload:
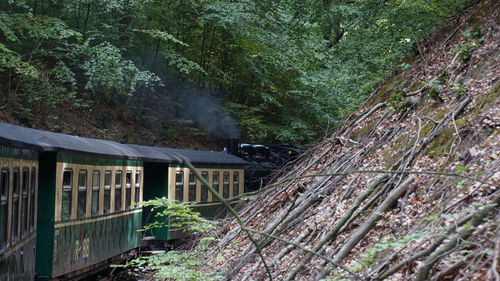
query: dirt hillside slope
207 1 500 280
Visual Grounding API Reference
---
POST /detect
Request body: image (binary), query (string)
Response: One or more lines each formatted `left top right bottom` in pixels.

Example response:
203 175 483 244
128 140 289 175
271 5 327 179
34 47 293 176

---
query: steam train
226 139 303 190
0 123 248 280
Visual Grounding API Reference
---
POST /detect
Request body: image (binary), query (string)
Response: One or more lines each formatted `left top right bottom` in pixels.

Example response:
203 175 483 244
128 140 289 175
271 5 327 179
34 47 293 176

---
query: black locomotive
225 139 303 191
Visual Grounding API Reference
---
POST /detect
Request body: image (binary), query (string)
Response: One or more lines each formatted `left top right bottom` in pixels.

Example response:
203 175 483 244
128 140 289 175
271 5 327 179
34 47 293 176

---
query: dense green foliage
0 0 473 143
123 198 222 281
141 197 217 233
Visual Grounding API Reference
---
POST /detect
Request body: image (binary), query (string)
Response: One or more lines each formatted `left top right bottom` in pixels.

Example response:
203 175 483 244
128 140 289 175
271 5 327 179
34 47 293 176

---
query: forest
1 0 499 280
0 0 474 144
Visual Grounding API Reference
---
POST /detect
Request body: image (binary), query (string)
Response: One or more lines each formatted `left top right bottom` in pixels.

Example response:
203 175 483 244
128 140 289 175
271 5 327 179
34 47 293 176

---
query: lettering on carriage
75 237 90 264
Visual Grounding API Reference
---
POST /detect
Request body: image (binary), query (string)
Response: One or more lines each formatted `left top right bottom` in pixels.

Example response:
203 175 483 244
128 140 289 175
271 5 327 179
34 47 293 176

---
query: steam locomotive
225 139 303 191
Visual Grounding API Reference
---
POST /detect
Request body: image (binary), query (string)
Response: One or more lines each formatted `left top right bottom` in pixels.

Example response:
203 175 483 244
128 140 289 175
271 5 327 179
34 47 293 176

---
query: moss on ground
351 119 379 142
425 127 455 159
476 83 500 111
371 74 405 105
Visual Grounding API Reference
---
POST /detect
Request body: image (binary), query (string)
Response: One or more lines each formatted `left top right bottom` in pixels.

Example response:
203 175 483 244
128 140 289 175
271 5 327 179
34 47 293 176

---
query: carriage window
233 172 240 197
115 171 122 211
212 172 220 202
134 171 141 206
21 168 29 237
62 169 73 220
104 171 111 214
29 168 36 232
77 170 87 218
12 169 20 243
125 171 132 209
201 171 209 202
175 171 184 202
188 172 196 202
0 169 9 251
91 171 100 216
223 172 230 198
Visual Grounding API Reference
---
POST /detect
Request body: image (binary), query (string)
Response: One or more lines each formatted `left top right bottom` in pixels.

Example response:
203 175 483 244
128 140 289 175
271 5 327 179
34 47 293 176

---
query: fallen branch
429 250 483 281
443 160 500 213
414 35 429 65
284 175 389 281
242 227 364 281
222 152 363 279
341 102 387 138
334 92 383 137
489 234 500 281
244 228 314 281
229 143 338 230
414 194 500 281
389 97 471 173
405 84 430 97
256 169 499 192
315 176 415 280
422 116 439 124
184 162 274 281
440 24 462 48
374 211 476 280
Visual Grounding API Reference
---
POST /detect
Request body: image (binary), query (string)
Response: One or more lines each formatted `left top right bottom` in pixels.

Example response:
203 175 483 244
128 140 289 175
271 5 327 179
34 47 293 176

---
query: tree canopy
0 0 473 144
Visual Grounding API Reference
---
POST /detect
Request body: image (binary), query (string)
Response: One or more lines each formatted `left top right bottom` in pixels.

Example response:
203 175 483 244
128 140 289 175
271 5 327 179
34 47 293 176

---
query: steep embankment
208 1 499 280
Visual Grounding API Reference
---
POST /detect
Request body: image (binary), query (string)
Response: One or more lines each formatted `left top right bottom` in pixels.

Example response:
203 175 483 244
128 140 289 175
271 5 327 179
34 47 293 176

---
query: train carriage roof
0 123 247 165
125 144 247 165
0 122 143 159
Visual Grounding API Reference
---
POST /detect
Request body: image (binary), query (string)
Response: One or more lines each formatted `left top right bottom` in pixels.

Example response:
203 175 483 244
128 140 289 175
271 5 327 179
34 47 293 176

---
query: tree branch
184 161 274 281
414 195 500 281
284 174 389 281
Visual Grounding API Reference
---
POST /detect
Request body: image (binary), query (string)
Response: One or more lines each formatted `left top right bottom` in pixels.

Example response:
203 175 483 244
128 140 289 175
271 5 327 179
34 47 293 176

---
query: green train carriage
36 152 144 279
0 143 38 281
0 123 249 280
0 123 146 280
129 145 247 241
